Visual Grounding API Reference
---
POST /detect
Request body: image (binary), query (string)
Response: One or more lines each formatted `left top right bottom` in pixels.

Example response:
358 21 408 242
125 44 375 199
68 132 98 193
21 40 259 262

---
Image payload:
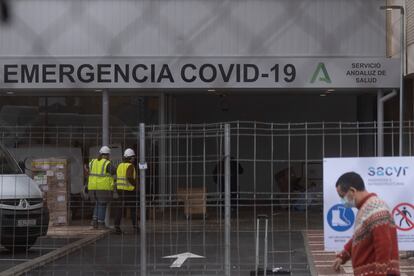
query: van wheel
2 236 38 252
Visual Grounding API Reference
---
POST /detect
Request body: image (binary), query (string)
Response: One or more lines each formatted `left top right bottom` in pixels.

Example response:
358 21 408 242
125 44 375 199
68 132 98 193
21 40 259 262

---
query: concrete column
102 90 109 146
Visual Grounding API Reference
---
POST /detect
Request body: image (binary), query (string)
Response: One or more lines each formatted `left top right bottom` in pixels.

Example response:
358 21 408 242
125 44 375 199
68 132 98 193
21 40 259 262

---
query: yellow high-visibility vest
88 159 114 191
116 162 136 191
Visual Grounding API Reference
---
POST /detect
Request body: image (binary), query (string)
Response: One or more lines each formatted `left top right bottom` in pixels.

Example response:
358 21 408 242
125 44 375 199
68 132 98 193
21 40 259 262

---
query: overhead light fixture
380 5 404 12
95 89 103 92
207 89 216 92
6 91 14 95
320 93 327 97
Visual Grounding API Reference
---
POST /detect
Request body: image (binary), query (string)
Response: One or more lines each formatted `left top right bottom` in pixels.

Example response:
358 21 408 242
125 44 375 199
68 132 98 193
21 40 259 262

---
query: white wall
0 0 386 57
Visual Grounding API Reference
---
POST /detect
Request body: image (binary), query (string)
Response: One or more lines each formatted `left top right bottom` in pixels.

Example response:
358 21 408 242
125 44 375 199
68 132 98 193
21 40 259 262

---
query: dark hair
335 172 365 192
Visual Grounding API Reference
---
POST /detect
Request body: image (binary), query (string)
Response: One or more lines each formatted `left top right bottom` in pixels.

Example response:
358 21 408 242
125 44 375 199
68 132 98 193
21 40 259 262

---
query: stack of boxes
31 158 70 226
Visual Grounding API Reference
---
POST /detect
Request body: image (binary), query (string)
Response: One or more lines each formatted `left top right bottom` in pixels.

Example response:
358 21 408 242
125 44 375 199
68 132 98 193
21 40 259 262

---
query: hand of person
332 257 342 272
81 185 89 201
113 190 119 200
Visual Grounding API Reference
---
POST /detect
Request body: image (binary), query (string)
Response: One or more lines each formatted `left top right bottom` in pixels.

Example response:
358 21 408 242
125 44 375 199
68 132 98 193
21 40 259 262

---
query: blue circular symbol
327 204 355 232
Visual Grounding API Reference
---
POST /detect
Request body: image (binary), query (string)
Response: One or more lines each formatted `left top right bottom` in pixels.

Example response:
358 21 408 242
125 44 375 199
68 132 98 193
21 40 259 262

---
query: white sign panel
0 57 399 89
324 157 414 251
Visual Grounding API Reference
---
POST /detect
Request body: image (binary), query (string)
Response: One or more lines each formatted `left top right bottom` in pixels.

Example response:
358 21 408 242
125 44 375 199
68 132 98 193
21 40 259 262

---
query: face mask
341 191 356 208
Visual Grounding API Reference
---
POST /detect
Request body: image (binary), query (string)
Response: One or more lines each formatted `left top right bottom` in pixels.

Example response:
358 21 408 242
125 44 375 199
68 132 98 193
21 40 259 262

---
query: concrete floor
0 236 78 272
26 226 310 276
4 208 322 275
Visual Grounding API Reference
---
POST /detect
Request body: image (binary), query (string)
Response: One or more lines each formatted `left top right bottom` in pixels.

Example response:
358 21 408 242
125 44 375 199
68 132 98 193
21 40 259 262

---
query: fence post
139 123 147 276
224 123 231 276
159 94 166 208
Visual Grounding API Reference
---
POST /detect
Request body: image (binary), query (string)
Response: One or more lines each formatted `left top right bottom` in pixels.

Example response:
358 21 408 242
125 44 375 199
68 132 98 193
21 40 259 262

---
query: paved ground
7 209 414 275
0 211 321 275
0 225 108 275
304 230 414 276
26 227 311 276
0 236 78 272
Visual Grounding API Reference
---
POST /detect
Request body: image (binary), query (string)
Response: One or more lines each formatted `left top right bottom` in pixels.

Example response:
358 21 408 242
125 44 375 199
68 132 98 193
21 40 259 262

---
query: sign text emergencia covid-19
0 57 399 89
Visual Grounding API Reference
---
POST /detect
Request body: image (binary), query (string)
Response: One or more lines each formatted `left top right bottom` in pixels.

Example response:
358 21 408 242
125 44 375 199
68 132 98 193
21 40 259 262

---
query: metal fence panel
0 121 409 275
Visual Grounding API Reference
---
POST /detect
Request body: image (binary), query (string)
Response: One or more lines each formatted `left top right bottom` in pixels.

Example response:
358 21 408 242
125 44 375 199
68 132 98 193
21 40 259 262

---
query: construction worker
87 146 116 229
113 148 138 234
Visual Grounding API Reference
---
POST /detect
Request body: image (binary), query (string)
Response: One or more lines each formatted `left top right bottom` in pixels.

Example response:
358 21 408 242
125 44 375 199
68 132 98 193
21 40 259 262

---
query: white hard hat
124 148 135 158
99 146 111 155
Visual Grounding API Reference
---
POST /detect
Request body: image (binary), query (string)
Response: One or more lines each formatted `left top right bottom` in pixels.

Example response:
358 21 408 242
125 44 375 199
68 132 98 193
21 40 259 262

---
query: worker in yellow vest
113 148 138 234
87 146 116 229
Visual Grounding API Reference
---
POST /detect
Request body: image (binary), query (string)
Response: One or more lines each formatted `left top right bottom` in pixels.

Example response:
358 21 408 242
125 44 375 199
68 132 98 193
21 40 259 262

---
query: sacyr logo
310 62 331 84
368 166 408 177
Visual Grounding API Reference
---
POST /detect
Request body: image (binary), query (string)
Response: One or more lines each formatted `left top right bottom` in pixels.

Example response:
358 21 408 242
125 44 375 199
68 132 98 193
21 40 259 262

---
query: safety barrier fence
0 121 411 275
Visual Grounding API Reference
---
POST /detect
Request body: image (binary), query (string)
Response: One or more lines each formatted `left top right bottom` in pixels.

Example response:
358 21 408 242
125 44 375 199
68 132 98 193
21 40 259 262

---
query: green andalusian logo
310 63 331 83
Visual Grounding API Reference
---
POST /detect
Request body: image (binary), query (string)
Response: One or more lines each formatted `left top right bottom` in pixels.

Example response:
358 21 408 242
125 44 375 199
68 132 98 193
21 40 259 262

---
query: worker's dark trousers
113 190 138 227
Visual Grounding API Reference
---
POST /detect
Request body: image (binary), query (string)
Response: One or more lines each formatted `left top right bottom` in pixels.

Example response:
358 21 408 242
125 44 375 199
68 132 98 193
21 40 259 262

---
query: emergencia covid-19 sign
0 57 399 89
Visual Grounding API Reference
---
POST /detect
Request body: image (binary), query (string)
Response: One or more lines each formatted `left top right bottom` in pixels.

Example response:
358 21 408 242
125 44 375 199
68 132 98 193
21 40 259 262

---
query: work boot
97 222 110 230
114 226 122 235
91 219 98 229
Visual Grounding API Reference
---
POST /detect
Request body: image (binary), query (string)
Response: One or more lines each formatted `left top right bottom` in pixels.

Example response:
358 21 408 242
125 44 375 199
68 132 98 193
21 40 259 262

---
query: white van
0 143 49 251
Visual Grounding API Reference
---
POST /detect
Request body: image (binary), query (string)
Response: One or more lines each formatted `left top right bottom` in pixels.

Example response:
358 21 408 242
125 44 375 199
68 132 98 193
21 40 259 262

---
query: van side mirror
18 161 25 171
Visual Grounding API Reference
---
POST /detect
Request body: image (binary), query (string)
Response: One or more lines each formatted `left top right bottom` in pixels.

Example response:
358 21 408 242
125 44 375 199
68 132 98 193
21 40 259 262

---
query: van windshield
0 144 22 174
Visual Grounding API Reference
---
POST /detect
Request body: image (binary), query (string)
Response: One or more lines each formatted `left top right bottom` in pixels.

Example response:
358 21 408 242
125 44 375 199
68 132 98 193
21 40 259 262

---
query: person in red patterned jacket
332 172 400 276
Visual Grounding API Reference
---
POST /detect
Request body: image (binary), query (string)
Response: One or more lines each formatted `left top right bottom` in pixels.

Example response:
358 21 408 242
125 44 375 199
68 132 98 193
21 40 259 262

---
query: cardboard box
177 186 207 218
49 211 68 226
31 158 70 226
